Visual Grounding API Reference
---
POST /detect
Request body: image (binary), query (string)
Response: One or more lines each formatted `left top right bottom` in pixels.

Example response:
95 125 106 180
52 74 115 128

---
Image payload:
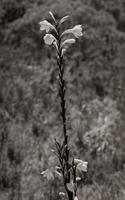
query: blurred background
0 0 125 199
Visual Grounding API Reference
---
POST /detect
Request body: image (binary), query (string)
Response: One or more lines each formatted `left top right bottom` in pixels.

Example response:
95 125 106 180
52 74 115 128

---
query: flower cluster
39 11 84 55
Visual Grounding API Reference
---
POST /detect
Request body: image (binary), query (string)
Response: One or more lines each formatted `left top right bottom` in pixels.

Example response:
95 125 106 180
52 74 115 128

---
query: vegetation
0 0 125 200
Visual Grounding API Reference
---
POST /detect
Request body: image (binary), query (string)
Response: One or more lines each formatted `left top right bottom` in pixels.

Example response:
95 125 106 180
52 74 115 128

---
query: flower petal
43 34 57 45
61 25 83 38
39 20 56 32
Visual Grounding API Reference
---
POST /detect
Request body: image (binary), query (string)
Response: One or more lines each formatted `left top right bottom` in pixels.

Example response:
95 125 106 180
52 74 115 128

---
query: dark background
0 0 125 199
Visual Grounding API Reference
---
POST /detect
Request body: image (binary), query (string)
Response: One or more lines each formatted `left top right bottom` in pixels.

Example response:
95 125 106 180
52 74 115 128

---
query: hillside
0 0 125 200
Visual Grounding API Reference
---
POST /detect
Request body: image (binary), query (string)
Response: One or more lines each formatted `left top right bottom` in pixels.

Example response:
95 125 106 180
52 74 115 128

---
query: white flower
74 196 78 200
74 159 88 172
41 169 54 180
39 20 56 32
43 34 57 45
62 25 83 38
61 38 76 47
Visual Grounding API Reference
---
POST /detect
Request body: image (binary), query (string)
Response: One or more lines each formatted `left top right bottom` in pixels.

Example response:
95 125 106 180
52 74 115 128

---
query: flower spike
39 12 87 200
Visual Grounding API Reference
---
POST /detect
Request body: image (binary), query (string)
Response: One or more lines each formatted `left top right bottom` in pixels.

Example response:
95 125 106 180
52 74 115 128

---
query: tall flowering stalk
40 12 88 200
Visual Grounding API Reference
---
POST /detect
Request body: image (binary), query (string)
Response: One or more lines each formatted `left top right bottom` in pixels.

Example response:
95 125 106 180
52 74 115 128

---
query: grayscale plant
39 11 88 200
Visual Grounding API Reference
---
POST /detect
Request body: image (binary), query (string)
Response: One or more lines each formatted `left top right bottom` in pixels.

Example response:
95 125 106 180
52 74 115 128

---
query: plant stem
57 25 73 200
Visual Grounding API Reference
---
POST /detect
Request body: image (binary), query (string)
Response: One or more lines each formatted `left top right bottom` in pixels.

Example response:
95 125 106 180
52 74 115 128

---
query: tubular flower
39 20 56 32
62 25 83 38
43 34 57 45
61 38 76 47
74 159 88 172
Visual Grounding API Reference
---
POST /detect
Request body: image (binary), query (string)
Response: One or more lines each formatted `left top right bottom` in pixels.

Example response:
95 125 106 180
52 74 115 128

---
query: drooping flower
74 159 88 172
62 25 83 38
39 20 56 32
61 38 76 47
43 34 57 45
